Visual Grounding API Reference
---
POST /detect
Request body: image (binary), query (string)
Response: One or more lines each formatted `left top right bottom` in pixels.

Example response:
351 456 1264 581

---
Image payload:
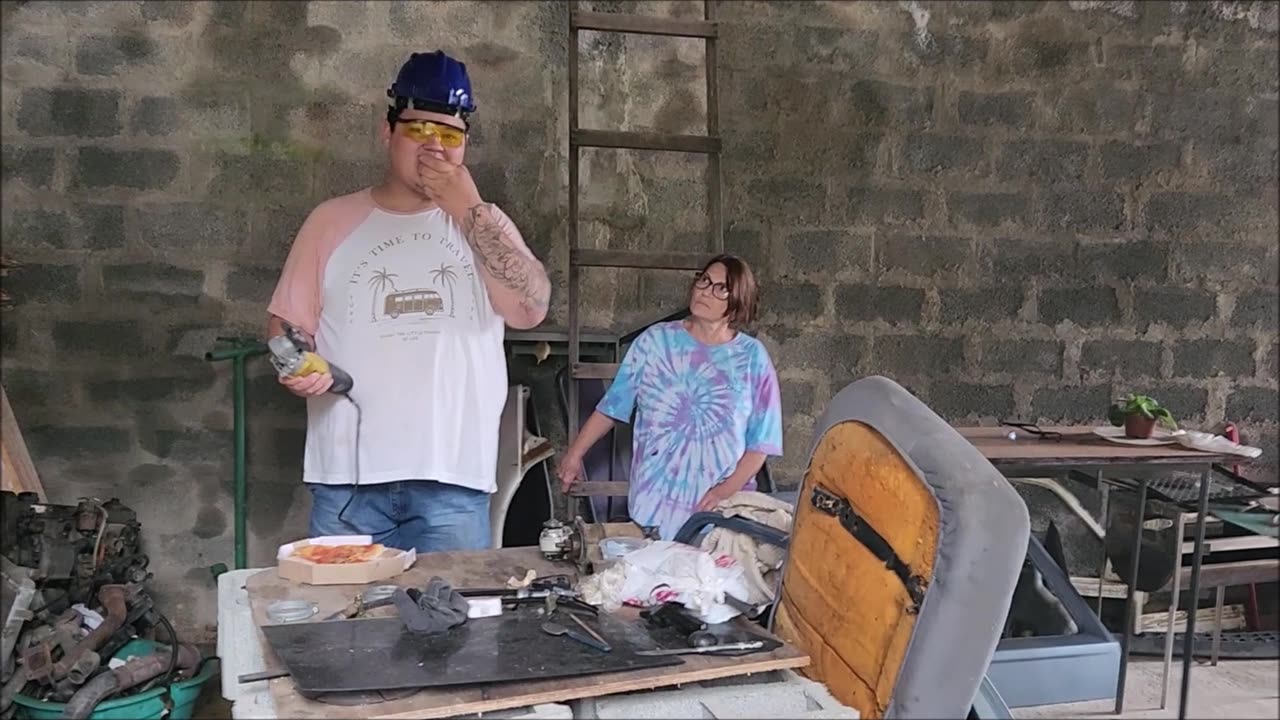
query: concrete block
948 191 1032 229
1173 338 1256 378
2 264 81 304
577 670 858 719
957 90 1032 127
929 382 1015 421
1133 287 1217 329
217 569 267 703
983 340 1064 376
1080 339 1164 378
1226 387 1279 423
16 87 122 137
939 285 1025 324
103 262 205 299
451 703 573 719
1032 385 1113 424
1040 287 1121 326
1044 191 1126 232
835 285 925 324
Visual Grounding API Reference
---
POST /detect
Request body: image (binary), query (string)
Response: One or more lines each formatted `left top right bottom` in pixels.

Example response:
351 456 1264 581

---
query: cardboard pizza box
276 534 416 585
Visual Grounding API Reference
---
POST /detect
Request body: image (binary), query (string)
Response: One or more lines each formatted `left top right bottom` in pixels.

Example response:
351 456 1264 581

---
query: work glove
391 576 470 635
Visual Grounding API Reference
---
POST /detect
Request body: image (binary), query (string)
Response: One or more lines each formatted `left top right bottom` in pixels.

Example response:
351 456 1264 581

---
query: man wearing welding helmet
266 51 551 553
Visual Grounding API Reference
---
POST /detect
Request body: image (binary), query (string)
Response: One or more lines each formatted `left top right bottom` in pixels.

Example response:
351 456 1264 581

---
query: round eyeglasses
693 273 730 300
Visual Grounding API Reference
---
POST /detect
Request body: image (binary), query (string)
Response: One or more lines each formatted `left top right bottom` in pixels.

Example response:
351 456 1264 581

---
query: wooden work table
955 422 1260 720
956 425 1238 471
243 546 808 719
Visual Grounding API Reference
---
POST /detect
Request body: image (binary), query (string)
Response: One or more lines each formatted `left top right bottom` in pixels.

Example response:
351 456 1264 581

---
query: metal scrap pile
1 492 207 719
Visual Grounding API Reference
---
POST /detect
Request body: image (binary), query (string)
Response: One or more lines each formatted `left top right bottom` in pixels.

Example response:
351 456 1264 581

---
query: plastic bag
579 540 751 624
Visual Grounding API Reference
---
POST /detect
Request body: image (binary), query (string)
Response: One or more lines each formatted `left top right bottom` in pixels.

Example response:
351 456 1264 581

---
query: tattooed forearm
461 203 551 322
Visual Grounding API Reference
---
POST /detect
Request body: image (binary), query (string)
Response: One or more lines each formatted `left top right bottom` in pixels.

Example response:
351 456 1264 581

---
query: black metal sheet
261 607 684 694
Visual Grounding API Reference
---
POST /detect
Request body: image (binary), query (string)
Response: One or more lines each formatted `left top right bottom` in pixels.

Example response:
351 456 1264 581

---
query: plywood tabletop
955 425 1240 466
244 546 809 719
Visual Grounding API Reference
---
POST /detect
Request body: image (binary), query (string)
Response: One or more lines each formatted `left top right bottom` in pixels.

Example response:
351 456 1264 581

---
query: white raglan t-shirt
268 188 528 493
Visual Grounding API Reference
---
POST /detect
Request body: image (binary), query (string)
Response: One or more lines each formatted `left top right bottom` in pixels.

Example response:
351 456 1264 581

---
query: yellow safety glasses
398 119 467 148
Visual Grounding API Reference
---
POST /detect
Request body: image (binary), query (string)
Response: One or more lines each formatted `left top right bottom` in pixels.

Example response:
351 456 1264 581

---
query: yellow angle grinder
267 322 355 394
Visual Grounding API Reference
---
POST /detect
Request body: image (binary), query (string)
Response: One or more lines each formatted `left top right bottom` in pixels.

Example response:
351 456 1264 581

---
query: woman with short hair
557 254 784 540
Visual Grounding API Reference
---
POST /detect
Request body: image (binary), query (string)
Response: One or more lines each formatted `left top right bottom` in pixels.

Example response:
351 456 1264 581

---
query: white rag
699 490 795 605
1174 430 1263 459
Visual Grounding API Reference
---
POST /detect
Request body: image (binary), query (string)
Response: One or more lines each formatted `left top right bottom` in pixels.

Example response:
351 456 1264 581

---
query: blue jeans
307 480 492 554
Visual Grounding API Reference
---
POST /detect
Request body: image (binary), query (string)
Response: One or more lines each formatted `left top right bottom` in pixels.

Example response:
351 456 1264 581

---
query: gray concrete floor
1013 657 1279 719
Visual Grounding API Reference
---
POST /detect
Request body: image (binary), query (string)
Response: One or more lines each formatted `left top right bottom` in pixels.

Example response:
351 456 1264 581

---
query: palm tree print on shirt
368 268 399 321
430 263 458 317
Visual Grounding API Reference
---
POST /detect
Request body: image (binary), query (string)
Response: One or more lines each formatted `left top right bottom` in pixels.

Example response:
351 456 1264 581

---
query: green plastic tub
12 641 219 720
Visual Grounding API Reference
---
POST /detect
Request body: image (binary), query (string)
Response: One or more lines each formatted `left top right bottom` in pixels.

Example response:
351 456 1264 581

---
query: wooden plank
704 0 723 255
572 248 708 271
1180 534 1278 555
572 129 721 154
567 2 582 440
248 547 807 720
955 425 1238 466
0 385 45 500
572 362 619 380
1163 558 1278 591
571 10 718 38
1073 558 1279 597
1141 604 1246 633
568 480 630 497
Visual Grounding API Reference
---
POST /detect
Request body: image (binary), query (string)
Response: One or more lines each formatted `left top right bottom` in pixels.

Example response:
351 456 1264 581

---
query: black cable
157 611 178 687
131 610 179 698
336 396 398 536
25 589 67 616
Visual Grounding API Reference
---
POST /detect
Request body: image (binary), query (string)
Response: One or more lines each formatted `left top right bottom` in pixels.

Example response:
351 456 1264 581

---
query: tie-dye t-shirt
597 320 785 539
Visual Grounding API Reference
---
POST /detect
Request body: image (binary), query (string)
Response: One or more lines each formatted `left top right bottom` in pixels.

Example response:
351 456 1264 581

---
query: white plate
1091 426 1184 446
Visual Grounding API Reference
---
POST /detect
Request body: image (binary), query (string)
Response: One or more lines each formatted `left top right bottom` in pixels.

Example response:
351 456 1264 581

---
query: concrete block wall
2 1 1277 635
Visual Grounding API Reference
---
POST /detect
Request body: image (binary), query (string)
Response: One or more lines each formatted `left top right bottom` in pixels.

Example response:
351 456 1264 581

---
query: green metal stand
205 336 269 571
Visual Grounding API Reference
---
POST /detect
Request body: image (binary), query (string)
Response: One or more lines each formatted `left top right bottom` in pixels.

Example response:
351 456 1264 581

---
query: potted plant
1107 394 1178 439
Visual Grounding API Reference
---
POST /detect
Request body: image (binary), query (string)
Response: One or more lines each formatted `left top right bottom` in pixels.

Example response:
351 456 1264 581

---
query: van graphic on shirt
344 229 480 335
384 288 445 318
358 256 469 329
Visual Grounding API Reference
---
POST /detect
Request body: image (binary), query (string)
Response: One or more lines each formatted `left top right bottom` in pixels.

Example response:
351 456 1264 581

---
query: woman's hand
696 483 737 512
556 451 586 493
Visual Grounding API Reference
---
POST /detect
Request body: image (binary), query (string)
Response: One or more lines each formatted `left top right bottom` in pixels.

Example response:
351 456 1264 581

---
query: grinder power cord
267 323 392 534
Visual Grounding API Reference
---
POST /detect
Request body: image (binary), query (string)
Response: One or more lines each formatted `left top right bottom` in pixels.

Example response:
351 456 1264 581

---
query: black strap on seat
810 485 928 613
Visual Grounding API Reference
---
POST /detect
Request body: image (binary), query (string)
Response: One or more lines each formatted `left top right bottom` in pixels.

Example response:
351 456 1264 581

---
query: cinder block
451 702 574 719
577 670 858 719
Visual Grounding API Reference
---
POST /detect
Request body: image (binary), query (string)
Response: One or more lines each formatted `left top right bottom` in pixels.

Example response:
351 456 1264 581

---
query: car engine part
0 492 151 617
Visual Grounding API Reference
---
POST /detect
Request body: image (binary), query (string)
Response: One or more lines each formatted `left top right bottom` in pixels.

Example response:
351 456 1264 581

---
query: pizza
291 543 385 564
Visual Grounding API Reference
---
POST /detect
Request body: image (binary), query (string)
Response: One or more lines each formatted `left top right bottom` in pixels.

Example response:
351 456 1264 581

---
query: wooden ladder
566 2 724 499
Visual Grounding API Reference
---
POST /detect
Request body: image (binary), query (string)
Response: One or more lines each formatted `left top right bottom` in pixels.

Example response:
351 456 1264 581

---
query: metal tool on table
541 621 611 653
641 601 717 648
238 669 291 684
538 520 581 561
721 592 769 620
636 640 766 657
458 576 599 617
565 613 611 651
267 321 355 394
322 585 401 621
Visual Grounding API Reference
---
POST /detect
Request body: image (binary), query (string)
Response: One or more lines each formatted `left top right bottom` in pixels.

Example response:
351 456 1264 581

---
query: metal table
957 426 1260 720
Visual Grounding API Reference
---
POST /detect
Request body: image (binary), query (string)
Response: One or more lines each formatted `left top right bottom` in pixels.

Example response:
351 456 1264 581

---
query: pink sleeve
267 212 327 337
267 192 374 336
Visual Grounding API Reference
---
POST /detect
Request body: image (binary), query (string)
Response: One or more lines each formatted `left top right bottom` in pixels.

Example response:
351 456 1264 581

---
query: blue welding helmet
387 50 477 121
